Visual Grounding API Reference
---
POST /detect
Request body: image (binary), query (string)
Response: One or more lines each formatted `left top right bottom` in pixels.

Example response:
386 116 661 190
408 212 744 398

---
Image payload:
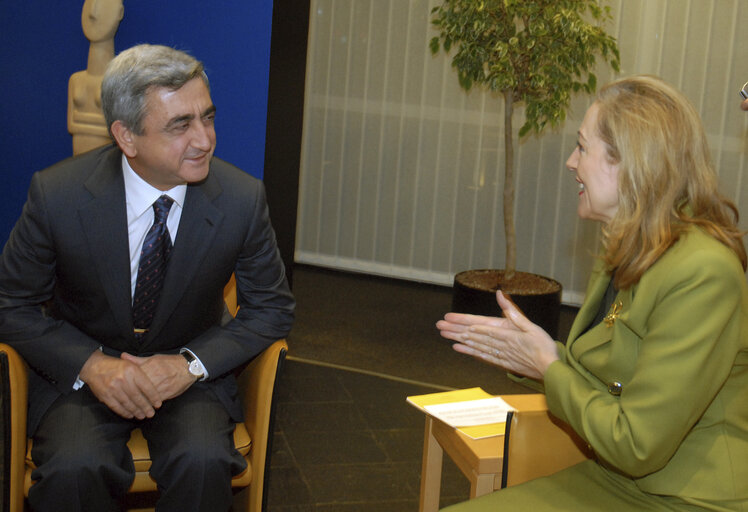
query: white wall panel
296 0 748 305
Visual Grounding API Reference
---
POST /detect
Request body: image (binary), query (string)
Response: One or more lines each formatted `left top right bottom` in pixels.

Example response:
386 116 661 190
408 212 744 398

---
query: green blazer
544 226 748 507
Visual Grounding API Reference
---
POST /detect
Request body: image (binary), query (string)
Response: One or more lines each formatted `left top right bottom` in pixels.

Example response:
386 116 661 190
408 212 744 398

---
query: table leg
470 472 497 499
419 417 444 512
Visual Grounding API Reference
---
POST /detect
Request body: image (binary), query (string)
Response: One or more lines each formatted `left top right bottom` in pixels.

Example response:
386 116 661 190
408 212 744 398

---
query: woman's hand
436 291 560 380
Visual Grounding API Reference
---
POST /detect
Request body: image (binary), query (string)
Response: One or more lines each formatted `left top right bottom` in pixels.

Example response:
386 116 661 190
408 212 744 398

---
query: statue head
81 0 124 43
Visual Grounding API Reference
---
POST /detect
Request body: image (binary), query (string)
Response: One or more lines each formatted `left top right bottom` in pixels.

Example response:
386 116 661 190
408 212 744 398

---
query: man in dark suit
0 44 295 512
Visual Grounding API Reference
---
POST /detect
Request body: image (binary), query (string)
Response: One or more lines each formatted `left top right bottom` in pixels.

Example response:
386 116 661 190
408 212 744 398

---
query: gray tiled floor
266 359 470 511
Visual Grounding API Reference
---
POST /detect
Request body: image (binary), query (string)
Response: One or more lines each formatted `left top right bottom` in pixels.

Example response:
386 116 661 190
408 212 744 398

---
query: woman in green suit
438 76 748 511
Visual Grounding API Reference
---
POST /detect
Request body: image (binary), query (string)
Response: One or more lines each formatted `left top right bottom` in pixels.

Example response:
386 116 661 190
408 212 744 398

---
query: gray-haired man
0 44 295 511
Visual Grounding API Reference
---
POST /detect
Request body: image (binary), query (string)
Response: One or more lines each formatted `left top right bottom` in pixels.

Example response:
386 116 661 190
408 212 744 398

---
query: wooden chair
0 276 287 512
500 394 594 488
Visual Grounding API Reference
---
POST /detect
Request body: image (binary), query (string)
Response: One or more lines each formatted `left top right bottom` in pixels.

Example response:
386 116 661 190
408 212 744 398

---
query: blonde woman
438 76 748 510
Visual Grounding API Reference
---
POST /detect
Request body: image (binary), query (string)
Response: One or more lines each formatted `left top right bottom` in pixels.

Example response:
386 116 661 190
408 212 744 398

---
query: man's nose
191 122 213 150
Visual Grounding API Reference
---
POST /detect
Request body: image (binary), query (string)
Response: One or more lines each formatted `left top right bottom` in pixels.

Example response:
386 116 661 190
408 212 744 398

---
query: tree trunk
503 90 516 279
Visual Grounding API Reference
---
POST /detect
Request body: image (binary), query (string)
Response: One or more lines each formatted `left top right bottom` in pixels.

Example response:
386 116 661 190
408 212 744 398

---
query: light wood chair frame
500 394 593 489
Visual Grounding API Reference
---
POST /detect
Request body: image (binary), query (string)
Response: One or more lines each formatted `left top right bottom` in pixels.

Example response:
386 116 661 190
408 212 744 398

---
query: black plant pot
451 269 563 340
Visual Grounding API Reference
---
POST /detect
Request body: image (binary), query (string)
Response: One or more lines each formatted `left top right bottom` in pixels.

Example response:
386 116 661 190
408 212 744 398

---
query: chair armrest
501 393 593 488
235 339 288 509
237 339 287 445
0 343 29 511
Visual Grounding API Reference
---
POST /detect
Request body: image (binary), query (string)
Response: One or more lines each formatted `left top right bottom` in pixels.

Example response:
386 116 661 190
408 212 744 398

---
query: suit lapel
566 259 613 351
78 148 134 340
139 173 224 350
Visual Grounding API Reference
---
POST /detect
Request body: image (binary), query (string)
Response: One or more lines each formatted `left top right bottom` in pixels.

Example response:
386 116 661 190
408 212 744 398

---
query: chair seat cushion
25 423 252 491
127 423 251 472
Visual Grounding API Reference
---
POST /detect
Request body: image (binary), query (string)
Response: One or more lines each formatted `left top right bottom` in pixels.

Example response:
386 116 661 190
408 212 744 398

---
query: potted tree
430 0 620 338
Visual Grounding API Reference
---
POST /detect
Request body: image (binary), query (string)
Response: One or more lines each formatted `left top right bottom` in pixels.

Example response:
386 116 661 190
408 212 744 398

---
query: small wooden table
418 394 544 511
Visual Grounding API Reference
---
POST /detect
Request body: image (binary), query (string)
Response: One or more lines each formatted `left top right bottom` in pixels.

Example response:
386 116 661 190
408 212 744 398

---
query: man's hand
79 350 163 419
120 353 197 402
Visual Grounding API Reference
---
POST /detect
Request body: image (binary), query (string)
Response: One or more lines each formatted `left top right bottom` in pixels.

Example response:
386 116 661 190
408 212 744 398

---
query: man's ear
110 120 137 158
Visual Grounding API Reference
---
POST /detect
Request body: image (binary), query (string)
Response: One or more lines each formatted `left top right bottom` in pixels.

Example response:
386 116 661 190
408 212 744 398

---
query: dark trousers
28 384 247 512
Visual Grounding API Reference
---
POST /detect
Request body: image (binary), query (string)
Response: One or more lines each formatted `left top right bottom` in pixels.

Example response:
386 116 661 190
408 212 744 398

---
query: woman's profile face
81 0 124 43
566 102 620 223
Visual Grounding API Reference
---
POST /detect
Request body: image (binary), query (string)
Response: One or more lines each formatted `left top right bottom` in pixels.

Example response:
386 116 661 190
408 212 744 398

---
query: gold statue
68 0 124 155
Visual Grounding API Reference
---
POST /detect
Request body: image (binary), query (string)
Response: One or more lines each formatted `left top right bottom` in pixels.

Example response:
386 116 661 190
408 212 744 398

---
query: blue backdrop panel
0 2 273 245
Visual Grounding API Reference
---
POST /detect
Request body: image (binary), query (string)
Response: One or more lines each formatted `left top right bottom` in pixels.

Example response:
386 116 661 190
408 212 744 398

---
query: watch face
189 360 203 377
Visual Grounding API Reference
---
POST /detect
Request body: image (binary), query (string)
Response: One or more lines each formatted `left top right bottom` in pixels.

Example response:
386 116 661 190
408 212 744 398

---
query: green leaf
587 73 597 91
429 37 440 55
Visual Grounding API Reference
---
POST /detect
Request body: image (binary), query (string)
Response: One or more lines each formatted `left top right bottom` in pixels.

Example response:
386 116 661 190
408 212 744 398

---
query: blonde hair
594 75 746 288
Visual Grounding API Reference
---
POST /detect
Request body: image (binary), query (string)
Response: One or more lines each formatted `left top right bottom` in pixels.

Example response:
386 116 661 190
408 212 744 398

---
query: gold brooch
604 301 622 327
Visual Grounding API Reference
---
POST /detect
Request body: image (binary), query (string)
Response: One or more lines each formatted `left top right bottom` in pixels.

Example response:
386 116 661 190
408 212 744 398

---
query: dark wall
0 2 274 245
263 0 310 287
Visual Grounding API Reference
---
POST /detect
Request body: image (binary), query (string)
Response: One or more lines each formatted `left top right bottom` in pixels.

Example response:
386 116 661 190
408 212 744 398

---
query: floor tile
284 429 388 465
266 465 313 507
276 401 367 433
314 500 419 512
302 462 416 504
276 371 353 404
269 431 295 468
372 428 427 463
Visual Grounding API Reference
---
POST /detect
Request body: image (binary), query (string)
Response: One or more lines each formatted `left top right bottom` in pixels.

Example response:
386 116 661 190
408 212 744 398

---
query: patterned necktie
132 195 174 336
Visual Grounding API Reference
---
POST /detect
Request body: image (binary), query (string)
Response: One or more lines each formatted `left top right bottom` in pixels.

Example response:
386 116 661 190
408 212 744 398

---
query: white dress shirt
122 155 186 296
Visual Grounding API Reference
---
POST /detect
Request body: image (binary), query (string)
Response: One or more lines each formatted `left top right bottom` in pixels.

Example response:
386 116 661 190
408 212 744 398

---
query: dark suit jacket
0 145 295 434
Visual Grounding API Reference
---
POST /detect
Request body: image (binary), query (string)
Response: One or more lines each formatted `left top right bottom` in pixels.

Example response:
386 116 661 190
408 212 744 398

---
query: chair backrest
501 398 593 488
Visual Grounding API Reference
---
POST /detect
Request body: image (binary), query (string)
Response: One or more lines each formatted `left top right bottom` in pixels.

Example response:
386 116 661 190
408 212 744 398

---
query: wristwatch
181 351 205 379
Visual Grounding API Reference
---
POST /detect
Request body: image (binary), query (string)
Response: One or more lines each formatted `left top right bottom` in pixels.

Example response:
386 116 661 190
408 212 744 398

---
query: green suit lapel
567 259 612 345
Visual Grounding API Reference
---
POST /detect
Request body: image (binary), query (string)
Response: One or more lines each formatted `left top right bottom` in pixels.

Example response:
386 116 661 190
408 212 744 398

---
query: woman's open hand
436 291 560 380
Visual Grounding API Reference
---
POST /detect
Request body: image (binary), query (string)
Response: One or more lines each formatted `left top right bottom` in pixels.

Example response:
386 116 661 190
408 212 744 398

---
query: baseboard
294 251 585 306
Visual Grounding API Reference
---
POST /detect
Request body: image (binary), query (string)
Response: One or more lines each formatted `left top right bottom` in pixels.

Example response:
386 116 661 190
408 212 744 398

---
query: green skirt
441 460 745 511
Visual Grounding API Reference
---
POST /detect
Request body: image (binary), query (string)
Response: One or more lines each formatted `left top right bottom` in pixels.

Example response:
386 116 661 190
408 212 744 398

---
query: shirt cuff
180 348 209 381
73 345 104 390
